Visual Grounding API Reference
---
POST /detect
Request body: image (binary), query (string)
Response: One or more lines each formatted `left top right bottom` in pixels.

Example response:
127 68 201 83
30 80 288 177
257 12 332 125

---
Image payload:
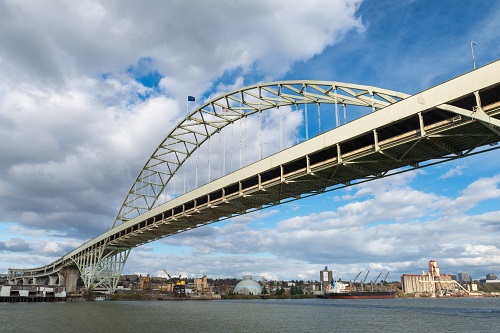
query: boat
319 280 396 299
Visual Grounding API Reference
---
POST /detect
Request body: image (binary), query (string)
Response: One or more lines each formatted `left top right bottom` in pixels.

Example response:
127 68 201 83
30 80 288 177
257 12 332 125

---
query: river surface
1 297 499 332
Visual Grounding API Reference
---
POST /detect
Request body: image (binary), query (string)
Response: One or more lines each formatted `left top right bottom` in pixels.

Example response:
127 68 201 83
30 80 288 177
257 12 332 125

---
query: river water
1 297 499 332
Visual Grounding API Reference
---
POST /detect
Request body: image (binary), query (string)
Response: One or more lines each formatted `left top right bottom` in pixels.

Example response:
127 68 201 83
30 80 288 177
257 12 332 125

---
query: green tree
275 287 285 296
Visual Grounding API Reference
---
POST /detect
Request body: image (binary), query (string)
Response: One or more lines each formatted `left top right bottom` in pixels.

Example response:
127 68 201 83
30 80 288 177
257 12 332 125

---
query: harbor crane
350 271 362 287
362 270 370 283
163 269 186 297
361 270 370 291
371 272 382 292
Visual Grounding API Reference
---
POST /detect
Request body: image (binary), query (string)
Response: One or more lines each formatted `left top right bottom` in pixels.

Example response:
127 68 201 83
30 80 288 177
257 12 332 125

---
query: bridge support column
75 247 130 294
22 277 29 285
49 275 59 285
59 268 80 293
57 271 65 287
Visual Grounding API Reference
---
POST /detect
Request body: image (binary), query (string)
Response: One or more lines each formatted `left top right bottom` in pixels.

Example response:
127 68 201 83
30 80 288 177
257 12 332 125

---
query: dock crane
362 270 370 283
382 272 390 284
163 269 186 297
350 271 362 287
371 272 382 292
361 270 370 291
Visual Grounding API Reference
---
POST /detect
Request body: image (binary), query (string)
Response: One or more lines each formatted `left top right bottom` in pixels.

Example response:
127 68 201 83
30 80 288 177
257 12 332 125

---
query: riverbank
106 291 319 301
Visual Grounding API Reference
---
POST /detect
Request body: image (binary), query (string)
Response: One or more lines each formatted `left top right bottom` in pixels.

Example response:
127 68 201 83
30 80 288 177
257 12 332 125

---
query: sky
1 0 500 283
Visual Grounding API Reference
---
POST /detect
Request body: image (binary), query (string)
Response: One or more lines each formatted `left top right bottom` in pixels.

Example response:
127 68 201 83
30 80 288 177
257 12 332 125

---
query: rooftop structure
233 275 261 295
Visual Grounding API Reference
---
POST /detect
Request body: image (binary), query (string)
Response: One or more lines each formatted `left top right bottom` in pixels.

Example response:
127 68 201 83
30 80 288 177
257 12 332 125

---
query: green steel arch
113 81 409 227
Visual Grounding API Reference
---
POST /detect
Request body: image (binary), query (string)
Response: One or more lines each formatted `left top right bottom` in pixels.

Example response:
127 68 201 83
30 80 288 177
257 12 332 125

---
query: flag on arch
187 96 195 102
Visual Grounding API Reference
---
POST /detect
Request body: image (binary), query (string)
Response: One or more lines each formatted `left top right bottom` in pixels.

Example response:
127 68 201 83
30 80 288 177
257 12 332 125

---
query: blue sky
0 0 499 283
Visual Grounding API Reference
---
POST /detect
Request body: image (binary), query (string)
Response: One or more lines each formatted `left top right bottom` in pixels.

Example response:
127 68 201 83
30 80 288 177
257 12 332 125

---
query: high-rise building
458 272 471 283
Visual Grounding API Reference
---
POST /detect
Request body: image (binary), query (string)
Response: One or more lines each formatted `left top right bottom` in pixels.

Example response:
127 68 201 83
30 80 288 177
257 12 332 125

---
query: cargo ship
319 280 396 299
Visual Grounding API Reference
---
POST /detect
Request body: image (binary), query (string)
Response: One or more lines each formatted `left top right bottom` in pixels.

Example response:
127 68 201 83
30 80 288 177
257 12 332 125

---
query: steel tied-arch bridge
8 59 500 293
114 80 412 226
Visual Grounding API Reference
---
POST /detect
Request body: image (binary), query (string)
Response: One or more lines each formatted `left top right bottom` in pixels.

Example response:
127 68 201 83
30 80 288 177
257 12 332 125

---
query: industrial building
401 260 473 296
320 266 333 292
401 274 455 294
1 285 67 302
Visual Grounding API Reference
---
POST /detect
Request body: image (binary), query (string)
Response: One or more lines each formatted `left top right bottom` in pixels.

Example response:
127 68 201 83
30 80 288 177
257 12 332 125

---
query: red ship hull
320 291 396 299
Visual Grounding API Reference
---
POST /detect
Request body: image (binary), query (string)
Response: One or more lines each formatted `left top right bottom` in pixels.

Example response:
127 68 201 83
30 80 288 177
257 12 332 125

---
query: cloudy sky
1 0 500 283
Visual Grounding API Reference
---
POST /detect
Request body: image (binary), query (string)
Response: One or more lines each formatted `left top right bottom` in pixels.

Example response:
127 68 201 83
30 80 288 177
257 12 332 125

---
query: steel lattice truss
114 81 409 227
72 247 130 292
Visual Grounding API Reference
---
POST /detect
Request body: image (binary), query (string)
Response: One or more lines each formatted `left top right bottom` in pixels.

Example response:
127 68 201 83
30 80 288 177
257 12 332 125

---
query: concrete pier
59 268 80 292
49 275 58 285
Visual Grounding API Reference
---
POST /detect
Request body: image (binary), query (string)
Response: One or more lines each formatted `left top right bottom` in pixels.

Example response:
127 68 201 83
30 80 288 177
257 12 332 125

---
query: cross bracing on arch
113 81 409 228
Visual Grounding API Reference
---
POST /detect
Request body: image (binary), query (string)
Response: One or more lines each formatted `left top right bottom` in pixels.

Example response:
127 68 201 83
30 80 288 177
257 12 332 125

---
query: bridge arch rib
114 81 409 227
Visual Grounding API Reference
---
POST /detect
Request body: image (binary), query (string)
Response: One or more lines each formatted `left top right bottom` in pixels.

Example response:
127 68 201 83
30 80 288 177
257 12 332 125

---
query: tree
262 285 268 294
275 287 285 296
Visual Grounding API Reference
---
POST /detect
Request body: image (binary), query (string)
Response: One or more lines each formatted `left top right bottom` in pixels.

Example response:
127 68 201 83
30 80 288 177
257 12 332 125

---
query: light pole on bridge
470 41 477 69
